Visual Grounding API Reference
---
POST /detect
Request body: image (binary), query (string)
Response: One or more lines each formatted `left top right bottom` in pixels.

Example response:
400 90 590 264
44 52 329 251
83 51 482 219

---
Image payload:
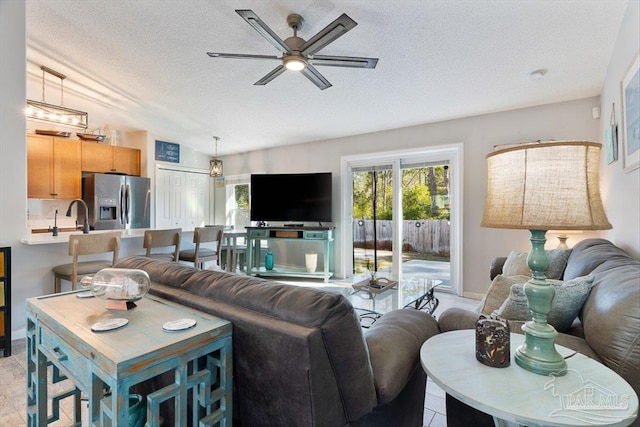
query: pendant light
26 66 88 130
209 136 223 177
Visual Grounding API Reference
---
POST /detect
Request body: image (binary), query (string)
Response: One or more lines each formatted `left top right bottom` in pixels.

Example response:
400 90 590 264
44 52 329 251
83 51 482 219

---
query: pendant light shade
210 136 223 177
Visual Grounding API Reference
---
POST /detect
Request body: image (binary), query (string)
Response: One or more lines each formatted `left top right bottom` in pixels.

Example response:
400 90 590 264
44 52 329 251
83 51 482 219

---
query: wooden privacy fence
353 219 450 256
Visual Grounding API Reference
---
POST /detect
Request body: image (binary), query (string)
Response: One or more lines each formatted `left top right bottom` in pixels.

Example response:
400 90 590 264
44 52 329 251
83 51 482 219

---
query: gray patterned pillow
493 275 594 332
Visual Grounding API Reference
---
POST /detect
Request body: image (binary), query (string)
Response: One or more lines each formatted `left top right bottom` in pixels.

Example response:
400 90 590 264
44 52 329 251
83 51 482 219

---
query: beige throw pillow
502 251 531 277
479 274 532 315
502 249 571 280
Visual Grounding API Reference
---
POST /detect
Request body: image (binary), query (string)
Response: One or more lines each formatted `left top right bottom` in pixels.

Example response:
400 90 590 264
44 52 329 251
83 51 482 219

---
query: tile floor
0 290 479 427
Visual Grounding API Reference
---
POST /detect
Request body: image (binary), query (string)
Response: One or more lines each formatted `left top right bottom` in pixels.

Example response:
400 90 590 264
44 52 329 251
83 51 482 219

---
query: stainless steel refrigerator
81 173 151 230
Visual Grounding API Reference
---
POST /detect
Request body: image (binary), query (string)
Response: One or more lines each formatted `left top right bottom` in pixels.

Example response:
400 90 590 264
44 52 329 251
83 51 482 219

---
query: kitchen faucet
66 199 90 234
52 209 59 236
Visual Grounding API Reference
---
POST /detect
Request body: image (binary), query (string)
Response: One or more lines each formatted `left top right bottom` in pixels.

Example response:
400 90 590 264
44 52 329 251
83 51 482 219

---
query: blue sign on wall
155 140 180 163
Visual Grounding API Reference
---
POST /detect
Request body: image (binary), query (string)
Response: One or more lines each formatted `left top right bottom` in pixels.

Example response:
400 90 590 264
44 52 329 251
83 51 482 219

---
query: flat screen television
250 172 332 223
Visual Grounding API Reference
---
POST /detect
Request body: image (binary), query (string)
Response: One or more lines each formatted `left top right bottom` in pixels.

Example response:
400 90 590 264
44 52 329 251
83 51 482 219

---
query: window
224 175 251 229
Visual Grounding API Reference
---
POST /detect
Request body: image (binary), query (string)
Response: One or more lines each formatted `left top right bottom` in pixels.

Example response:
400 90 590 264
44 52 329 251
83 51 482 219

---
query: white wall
0 0 30 340
222 97 608 297
599 0 640 258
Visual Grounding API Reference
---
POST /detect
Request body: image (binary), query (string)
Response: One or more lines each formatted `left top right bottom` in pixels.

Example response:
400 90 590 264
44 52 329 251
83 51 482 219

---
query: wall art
621 51 639 172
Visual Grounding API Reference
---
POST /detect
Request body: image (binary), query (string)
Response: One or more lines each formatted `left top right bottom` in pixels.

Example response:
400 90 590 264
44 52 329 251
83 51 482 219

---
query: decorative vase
475 315 510 368
84 268 150 310
265 251 274 270
305 252 317 273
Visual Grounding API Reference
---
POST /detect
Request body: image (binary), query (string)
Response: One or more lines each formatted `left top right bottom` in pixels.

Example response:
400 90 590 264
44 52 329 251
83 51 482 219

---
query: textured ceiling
26 0 629 157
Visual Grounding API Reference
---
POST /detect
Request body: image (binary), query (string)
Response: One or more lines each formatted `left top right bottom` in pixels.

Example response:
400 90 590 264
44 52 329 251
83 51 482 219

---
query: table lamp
549 230 584 249
481 141 611 376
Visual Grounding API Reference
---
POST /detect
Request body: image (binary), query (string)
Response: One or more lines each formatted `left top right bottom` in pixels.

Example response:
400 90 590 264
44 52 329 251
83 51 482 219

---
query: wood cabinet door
27 134 54 198
28 135 81 199
81 141 114 173
113 146 141 176
52 138 81 199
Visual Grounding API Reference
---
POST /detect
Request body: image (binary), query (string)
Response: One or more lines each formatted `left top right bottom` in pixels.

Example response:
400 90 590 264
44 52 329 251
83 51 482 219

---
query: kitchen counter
21 229 148 245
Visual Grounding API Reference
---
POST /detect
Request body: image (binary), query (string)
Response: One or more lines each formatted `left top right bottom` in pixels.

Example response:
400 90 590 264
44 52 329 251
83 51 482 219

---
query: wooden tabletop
27 292 231 376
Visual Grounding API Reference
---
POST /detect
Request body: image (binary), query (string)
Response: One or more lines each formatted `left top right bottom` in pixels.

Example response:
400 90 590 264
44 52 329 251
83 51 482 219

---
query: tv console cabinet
246 226 334 282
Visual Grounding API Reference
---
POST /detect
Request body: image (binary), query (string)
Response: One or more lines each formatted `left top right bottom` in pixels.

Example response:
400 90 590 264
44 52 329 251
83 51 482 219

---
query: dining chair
178 226 224 269
217 226 247 272
142 228 182 261
52 231 121 293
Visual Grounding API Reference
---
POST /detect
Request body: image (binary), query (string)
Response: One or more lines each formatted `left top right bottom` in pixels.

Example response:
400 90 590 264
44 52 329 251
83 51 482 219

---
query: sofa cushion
115 256 197 286
580 256 640 397
493 275 594 332
177 269 378 421
478 274 531 314
364 310 439 405
564 238 632 280
502 249 571 279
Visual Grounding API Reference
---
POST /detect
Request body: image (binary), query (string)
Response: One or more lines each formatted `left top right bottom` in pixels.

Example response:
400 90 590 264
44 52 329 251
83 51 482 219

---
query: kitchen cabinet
81 142 140 176
27 134 81 199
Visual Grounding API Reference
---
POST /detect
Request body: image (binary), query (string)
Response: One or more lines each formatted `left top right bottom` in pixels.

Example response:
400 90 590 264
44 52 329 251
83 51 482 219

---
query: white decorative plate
163 318 197 332
76 292 94 299
91 318 129 332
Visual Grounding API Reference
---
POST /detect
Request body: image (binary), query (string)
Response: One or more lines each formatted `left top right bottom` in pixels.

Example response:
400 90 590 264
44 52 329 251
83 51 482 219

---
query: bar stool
178 226 224 269
52 232 121 293
141 228 182 261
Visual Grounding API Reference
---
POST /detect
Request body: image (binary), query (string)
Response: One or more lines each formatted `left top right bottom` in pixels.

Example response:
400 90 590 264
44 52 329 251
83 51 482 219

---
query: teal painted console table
246 226 334 282
26 292 232 426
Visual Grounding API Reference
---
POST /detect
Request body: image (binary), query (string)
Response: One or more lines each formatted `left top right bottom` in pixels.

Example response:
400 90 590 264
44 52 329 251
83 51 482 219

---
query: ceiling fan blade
301 64 332 90
207 52 280 61
301 13 357 56
236 9 291 54
309 55 378 69
255 65 286 86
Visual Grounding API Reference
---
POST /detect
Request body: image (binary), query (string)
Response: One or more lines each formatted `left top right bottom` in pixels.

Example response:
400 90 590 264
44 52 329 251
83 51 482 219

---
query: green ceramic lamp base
515 321 567 376
515 230 567 376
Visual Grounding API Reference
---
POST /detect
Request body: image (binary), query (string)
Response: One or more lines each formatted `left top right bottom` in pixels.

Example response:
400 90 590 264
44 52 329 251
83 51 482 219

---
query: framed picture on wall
621 51 639 172
605 124 618 164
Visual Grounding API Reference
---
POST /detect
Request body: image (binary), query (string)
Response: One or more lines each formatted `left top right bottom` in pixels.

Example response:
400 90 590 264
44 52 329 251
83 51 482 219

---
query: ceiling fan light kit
284 55 306 71
207 9 378 90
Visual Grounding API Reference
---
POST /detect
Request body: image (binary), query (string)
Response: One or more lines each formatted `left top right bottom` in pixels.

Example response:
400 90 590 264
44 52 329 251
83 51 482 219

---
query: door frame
340 143 464 295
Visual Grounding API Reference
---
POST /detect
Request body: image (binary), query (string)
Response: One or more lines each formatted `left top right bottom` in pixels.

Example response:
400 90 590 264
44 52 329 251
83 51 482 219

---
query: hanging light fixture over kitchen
25 66 88 130
210 136 223 177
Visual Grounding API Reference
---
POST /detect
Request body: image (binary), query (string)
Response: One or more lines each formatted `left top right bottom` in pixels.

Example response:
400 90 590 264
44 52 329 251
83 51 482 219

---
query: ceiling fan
207 9 379 90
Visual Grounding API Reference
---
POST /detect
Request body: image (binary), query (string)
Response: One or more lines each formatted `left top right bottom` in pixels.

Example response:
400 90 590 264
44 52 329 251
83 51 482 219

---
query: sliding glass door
352 165 393 277
399 162 451 289
344 145 461 294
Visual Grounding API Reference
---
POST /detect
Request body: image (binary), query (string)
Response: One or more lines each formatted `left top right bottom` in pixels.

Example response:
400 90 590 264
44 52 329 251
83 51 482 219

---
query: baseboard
12 327 26 341
462 291 484 301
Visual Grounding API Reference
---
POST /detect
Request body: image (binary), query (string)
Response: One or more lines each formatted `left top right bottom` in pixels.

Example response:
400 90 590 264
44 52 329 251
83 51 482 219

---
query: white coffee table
421 330 638 427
